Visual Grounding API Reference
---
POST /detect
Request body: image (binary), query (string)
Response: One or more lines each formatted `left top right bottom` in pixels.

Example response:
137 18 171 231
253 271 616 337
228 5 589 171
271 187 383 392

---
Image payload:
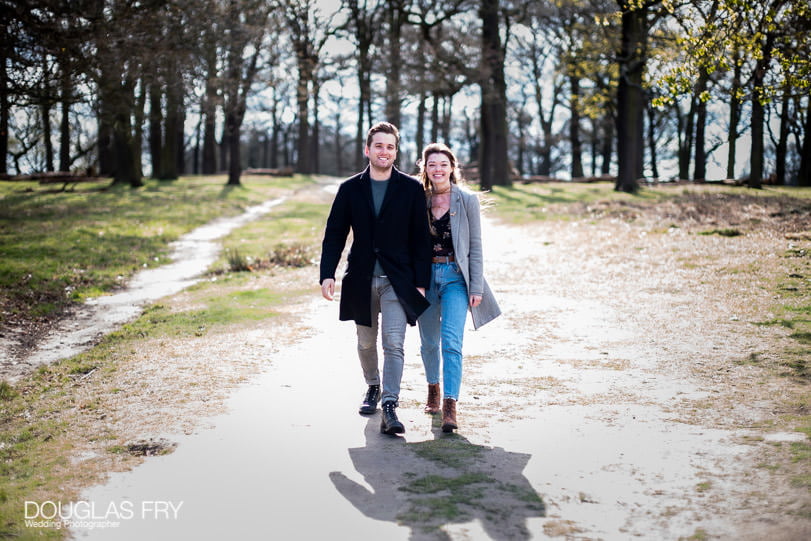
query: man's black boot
358 384 380 415
380 401 405 435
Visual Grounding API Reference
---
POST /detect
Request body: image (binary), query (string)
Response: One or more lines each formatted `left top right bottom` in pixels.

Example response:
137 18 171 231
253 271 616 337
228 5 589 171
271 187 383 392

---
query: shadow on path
330 417 545 540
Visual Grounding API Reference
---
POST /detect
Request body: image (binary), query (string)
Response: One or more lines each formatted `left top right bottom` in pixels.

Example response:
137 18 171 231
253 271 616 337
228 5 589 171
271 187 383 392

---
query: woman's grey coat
444 185 501 329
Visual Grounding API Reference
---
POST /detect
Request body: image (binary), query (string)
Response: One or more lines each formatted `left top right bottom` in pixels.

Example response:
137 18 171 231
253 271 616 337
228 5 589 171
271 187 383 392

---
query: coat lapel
449 185 461 241
360 167 375 216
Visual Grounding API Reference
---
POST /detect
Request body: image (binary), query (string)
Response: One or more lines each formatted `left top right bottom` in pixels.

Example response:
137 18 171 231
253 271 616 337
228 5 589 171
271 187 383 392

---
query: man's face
364 133 398 171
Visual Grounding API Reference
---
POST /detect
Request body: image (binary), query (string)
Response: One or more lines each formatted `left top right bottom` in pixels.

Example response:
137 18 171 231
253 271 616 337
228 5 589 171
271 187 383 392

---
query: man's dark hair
365 122 400 149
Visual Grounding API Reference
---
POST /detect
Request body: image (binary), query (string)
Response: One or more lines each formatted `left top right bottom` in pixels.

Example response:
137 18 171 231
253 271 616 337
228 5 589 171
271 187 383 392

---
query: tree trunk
219 123 229 174
798 97 811 187
334 107 343 174
59 66 71 172
271 89 280 168
312 79 321 174
133 76 146 183
774 87 790 185
225 109 242 185
750 33 774 189
531 49 557 177
356 53 372 170
160 64 180 180
41 94 54 172
726 46 742 180
693 107 707 181
295 56 311 174
615 1 647 193
201 47 218 174
416 91 426 158
601 113 613 175
676 95 697 180
569 75 583 179
647 102 659 180
441 95 452 142
0 47 7 175
431 92 440 144
202 100 217 174
98 64 116 177
193 114 201 174
385 0 404 128
693 69 709 181
750 92 765 188
479 0 510 190
149 81 162 178
111 77 142 187
176 105 185 175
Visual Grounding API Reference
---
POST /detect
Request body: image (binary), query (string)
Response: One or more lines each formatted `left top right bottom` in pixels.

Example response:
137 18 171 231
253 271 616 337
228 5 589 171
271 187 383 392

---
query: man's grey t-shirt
371 177 389 277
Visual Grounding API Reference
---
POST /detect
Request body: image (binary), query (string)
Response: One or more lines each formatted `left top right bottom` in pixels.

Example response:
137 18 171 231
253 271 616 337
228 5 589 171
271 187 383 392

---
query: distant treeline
3 1 810 191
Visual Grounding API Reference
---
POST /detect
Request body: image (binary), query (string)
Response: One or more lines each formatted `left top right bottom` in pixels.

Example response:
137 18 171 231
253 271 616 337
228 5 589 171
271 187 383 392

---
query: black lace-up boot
358 384 380 415
380 401 405 435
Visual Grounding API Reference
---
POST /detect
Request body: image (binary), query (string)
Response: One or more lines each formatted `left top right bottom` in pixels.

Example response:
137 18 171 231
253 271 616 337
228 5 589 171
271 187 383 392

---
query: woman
417 143 501 433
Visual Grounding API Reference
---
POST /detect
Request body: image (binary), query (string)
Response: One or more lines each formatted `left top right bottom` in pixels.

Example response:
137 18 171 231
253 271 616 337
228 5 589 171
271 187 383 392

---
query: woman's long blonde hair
417 143 463 195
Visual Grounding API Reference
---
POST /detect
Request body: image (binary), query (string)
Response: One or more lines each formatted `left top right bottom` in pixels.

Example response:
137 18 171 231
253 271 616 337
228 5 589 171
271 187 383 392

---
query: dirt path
64 203 811 540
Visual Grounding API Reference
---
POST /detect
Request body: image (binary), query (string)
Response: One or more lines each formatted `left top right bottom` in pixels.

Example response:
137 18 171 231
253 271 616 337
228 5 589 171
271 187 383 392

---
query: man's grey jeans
356 276 407 404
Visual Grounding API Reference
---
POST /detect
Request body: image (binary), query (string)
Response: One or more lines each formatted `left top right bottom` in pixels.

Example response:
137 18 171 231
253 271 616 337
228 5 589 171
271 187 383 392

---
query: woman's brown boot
424 383 441 414
441 398 457 432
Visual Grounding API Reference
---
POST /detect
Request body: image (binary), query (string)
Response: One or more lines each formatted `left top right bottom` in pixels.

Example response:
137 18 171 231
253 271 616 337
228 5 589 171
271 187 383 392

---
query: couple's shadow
329 416 545 540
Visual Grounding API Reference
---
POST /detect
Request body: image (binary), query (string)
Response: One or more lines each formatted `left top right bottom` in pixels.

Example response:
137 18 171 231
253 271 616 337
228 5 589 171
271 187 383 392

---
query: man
320 122 432 435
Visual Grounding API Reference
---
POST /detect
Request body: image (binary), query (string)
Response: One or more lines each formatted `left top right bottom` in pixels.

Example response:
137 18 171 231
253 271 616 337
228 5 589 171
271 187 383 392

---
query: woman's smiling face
425 152 452 187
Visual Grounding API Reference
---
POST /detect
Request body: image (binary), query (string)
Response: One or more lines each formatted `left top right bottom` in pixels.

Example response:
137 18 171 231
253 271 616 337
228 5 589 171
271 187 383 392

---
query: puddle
3 197 286 382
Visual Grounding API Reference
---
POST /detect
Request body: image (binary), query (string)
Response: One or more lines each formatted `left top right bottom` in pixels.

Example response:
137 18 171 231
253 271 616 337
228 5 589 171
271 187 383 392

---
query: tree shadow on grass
330 417 545 540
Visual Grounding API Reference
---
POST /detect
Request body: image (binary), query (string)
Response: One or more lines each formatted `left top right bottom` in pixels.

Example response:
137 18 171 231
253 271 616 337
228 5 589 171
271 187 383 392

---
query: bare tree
221 0 271 186
342 0 382 170
283 0 335 175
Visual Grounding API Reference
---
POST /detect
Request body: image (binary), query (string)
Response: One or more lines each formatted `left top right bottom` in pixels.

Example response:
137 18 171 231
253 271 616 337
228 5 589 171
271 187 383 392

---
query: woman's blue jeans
418 262 469 401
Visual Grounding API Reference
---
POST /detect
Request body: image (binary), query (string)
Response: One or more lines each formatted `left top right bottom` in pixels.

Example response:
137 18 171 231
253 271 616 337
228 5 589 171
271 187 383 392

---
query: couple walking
319 122 500 436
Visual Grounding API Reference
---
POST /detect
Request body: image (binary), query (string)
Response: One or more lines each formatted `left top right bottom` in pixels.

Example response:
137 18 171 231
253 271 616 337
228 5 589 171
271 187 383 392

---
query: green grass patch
680 528 710 541
398 436 544 534
0 177 327 539
216 200 326 272
696 481 712 492
484 181 664 223
0 174 314 325
110 286 284 341
697 228 742 237
409 435 486 469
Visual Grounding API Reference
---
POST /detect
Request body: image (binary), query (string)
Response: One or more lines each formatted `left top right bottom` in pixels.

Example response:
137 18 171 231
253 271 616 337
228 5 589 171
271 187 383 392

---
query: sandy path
65 213 811 540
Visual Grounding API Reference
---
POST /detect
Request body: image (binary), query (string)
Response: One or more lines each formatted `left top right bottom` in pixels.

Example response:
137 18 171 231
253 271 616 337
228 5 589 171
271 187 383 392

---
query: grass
0 174 330 540
216 200 324 272
0 174 314 326
484 181 664 223
485 180 811 225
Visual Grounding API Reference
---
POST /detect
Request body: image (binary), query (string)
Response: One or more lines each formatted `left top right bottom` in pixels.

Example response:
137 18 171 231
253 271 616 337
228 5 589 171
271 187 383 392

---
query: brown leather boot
424 383 441 414
441 398 457 433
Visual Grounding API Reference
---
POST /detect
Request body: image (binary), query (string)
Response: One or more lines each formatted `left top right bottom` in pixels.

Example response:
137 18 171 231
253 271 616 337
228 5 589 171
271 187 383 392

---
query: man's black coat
320 166 432 326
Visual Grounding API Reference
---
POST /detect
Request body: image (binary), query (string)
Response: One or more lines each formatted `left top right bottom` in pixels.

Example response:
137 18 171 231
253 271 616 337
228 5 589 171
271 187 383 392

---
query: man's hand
469 295 482 308
321 278 336 301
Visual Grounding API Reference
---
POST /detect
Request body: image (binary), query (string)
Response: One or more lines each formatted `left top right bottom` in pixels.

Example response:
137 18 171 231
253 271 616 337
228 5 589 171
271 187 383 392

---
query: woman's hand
469 295 482 308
